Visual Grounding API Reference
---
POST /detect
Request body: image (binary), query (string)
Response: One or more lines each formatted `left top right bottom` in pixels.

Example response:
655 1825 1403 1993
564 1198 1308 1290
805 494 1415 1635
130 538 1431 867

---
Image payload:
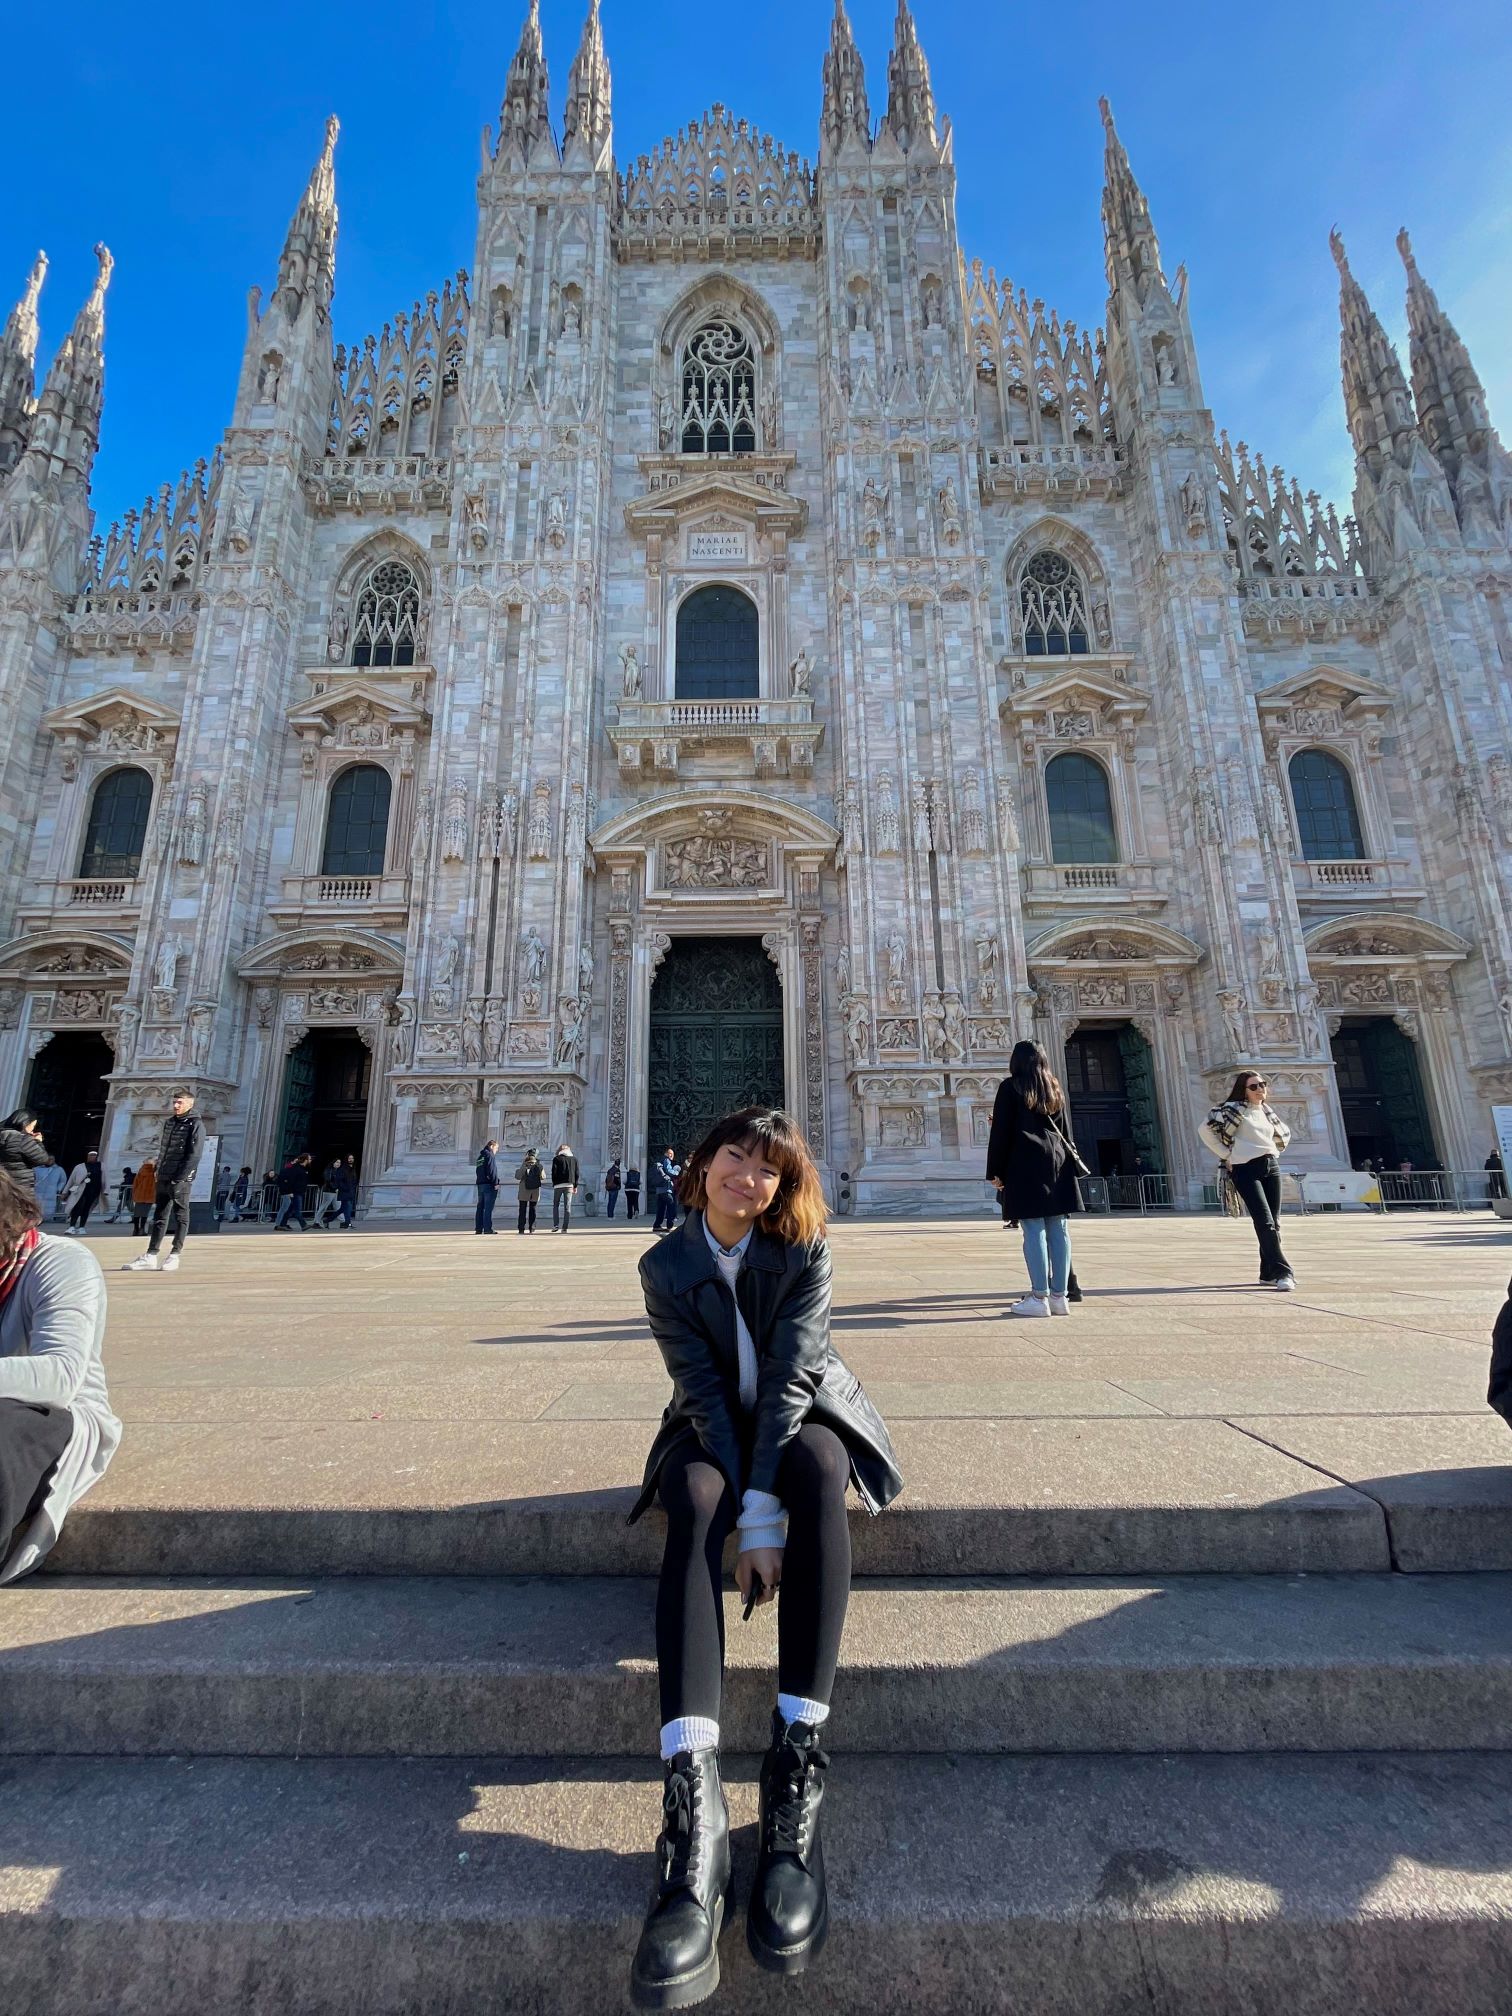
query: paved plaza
2 1209 1511 2014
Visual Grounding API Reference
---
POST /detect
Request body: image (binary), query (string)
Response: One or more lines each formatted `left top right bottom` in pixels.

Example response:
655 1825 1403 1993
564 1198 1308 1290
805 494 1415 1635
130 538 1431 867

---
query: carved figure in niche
556 996 584 1067
997 785 1021 854
842 994 870 1068
873 773 901 853
937 480 962 547
850 287 871 333
565 786 587 862
519 927 548 988
860 478 886 552
1258 924 1284 983
1216 989 1248 1056
186 1006 214 1072
926 779 951 854
545 492 568 549
386 996 416 1068
465 491 489 552
910 778 932 855
252 989 277 1030
527 782 552 858
561 294 582 340
181 787 208 867
976 933 1001 1010
435 935 459 987
922 991 946 1060
256 354 282 404
113 1003 139 1068
442 784 469 863
760 382 778 448
656 392 676 451
1498 991 1512 1054
1091 595 1113 649
885 928 909 1009
461 1000 484 1065
479 795 504 863
1179 471 1207 538
488 286 513 339
343 702 385 749
1192 771 1223 845
619 643 642 698
788 649 813 698
483 998 506 1065
921 278 944 328
942 994 966 1062
222 481 254 554
578 943 595 1001
499 789 518 858
841 783 863 856
1154 341 1178 388
153 933 185 995
835 945 851 999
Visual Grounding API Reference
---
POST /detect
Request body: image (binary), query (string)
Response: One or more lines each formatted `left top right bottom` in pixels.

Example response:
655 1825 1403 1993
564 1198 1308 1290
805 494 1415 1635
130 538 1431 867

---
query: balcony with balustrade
15 877 146 928
1021 859 1168 914
610 696 823 781
267 872 414 928
978 442 1125 502
1290 856 1425 908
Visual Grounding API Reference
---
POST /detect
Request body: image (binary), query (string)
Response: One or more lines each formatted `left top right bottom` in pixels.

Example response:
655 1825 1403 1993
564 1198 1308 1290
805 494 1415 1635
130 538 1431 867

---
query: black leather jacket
157 1112 207 1186
629 1211 903 1522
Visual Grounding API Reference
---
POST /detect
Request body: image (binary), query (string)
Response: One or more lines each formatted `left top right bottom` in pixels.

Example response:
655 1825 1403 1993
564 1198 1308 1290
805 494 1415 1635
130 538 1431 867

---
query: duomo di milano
1 0 1511 1214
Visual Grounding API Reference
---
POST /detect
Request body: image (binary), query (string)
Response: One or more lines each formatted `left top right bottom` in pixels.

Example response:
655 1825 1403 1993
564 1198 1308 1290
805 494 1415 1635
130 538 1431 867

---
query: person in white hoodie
1199 1071 1296 1290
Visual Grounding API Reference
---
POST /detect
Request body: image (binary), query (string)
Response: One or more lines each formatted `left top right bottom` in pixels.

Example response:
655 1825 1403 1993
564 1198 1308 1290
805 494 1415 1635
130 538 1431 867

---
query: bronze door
647 937 784 1162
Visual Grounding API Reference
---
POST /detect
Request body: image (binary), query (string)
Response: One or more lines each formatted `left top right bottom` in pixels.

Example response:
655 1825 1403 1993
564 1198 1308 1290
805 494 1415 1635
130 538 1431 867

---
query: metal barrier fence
1374 1170 1499 1212
1079 1173 1174 1215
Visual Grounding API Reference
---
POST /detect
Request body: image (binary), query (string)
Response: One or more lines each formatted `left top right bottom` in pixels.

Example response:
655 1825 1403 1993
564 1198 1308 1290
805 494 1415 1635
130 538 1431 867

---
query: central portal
647 936 785 1164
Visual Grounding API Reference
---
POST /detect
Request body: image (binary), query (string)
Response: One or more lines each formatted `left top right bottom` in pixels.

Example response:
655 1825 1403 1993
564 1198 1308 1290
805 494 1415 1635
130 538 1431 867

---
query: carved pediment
1005 665 1150 736
43 689 181 752
237 927 406 981
1303 912 1470 963
626 459 807 540
1256 666 1392 720
0 930 134 980
288 674 430 743
1026 919 1203 968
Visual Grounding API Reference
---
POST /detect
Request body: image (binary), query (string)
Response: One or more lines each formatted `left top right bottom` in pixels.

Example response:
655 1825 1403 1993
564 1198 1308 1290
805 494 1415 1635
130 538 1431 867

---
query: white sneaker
159 1253 181 1273
122 1254 161 1272
1273 1274 1296 1292
1047 1293 1071 1316
65 1226 81 1237
1008 1294 1051 1319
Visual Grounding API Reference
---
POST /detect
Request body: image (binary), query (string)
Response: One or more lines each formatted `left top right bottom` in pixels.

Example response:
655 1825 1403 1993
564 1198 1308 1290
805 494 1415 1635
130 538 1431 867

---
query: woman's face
1243 1075 1267 1105
703 1139 782 1223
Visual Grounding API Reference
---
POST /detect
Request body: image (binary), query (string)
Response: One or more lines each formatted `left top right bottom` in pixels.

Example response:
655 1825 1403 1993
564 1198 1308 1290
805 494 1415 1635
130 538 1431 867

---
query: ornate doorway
1063 1021 1167 1190
647 938 784 1164
26 1031 113 1174
1331 1017 1437 1169
279 1030 373 1174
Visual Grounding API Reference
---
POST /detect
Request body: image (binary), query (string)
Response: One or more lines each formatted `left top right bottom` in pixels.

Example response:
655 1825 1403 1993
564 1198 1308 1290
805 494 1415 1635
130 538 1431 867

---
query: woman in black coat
627 1105 901 2008
0 1112 51 1193
986 1039 1083 1319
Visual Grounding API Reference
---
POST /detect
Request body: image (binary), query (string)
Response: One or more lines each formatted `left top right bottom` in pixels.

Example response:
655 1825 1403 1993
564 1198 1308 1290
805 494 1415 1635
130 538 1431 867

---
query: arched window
681 321 757 454
1046 752 1118 864
321 765 392 877
1020 550 1090 655
78 767 152 879
1289 749 1365 861
350 560 421 668
675 585 759 700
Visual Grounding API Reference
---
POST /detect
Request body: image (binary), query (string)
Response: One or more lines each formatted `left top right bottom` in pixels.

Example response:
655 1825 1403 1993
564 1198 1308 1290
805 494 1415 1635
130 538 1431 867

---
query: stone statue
187 1005 214 1072
520 926 547 987
620 643 642 698
656 392 676 451
578 942 595 1000
860 478 886 551
942 994 966 1062
788 649 812 698
483 997 506 1064
464 491 489 552
976 933 1000 1010
561 294 582 339
555 995 583 1067
910 778 932 855
1217 988 1248 1057
181 787 208 867
545 492 568 549
922 278 944 328
885 928 909 1008
937 480 962 547
435 935 459 987
1258 924 1283 982
843 994 870 1067
1180 471 1207 536
841 784 864 857
1155 343 1178 387
874 773 900 854
153 933 185 994
835 944 851 999
410 788 433 866
760 382 778 447
113 1003 139 1069
922 991 947 1060
462 1000 484 1065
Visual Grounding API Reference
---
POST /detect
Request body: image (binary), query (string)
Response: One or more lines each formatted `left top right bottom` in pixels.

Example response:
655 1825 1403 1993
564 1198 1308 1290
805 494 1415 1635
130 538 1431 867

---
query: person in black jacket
515 1149 543 1233
627 1106 901 2010
550 1143 579 1233
123 1093 207 1273
1491 1277 1512 1430
0 1111 52 1193
273 1153 313 1232
986 1039 1084 1319
474 1140 500 1235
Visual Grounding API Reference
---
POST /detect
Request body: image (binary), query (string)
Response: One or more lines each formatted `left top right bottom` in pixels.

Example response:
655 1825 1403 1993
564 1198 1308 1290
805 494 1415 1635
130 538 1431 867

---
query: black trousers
1230 1156 1290 1280
475 1185 498 1233
517 1195 539 1232
625 1191 640 1219
655 1423 853 1725
67 1188 101 1230
0 1399 73 1565
651 1190 676 1232
148 1177 193 1255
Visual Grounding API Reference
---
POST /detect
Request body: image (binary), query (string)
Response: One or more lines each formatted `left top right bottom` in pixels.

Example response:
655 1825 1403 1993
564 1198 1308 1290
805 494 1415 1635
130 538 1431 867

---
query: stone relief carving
922 990 947 1060
51 989 112 1022
877 1017 919 1051
840 783 863 857
975 933 1001 1011
411 1112 457 1153
842 993 871 1068
941 993 966 1062
873 773 900 854
879 1106 925 1149
663 837 769 889
937 480 962 547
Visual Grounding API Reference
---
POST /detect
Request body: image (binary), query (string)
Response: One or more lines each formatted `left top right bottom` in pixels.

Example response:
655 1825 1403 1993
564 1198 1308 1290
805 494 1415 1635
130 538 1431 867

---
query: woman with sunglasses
1199 1072 1295 1290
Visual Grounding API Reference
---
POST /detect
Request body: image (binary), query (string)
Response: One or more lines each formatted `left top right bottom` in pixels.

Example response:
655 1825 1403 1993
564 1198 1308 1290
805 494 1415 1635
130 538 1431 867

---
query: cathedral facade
2 1 1510 1215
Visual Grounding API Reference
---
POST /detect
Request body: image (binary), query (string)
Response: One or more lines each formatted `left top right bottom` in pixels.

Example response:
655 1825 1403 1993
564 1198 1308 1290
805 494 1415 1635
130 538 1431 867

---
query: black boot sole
629 1882 732 2011
746 1896 829 1977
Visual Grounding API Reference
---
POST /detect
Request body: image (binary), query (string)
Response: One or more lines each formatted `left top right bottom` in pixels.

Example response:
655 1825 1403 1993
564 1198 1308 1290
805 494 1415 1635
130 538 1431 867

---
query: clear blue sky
6 0 1509 537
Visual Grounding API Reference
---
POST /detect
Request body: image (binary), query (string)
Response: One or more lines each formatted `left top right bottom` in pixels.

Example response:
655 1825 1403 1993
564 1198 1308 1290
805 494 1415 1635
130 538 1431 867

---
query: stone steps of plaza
2 1749 1510 2015
3 1572 1510 1760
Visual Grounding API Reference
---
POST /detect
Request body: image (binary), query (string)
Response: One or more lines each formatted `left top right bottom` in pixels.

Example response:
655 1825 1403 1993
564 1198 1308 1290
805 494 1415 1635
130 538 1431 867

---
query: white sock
776 1692 829 1731
659 1715 719 1761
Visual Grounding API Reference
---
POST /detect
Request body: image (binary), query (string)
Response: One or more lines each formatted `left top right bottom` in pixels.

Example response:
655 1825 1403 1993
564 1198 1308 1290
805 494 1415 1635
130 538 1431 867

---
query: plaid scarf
0 1227 40 1309
1205 1099 1286 1154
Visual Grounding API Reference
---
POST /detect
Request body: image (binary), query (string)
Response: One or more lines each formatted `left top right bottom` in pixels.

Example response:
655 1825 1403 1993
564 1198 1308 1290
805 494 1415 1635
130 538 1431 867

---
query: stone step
4 1573 1510 1758
2 1750 1509 2014
48 1415 1405 1577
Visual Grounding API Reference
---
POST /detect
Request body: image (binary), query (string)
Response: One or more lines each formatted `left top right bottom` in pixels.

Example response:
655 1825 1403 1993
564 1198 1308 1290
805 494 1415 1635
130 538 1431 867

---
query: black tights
655 1423 853 1725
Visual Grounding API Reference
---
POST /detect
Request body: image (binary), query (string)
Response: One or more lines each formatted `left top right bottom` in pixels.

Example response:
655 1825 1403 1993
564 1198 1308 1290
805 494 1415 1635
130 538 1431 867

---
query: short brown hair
678 1107 828 1248
0 1170 44 1246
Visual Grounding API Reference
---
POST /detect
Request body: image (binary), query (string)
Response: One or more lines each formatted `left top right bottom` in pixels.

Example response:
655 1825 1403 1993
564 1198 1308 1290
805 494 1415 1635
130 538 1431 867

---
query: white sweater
705 1222 788 1553
0 1236 121 1583
1199 1104 1291 1167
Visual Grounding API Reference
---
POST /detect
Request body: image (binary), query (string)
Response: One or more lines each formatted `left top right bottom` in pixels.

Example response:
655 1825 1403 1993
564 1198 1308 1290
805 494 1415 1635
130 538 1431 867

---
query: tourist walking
227 1167 252 1223
604 1159 623 1219
649 1146 681 1234
0 1111 52 1194
1199 1072 1296 1290
333 1156 358 1229
985 1039 1083 1319
123 1092 208 1274
475 1140 501 1235
213 1164 233 1220
129 1160 156 1238
1486 1148 1506 1203
551 1143 580 1233
624 1161 642 1221
627 1107 902 2008
0 1170 121 1584
109 1167 135 1222
515 1148 543 1234
273 1153 313 1231
61 1151 106 1235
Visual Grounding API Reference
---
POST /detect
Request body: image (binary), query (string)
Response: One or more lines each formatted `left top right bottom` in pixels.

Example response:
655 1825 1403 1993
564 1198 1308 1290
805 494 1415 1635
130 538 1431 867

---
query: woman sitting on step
0 1170 121 1585
626 1106 902 2010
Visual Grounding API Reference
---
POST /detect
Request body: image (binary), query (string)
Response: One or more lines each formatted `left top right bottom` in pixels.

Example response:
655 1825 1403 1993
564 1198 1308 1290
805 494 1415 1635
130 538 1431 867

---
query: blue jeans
1021 1216 1071 1297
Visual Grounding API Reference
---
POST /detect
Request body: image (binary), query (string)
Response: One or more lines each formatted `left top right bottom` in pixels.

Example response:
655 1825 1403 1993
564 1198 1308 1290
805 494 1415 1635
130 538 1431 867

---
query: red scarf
0 1227 40 1309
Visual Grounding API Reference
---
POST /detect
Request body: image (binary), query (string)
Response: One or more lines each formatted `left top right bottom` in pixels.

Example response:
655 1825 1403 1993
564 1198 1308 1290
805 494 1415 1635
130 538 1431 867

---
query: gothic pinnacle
276 117 340 323
500 0 552 157
1330 228 1416 470
822 0 870 151
25 242 112 483
884 0 936 152
1396 225 1498 474
0 251 49 478
1099 98 1162 299
564 0 612 155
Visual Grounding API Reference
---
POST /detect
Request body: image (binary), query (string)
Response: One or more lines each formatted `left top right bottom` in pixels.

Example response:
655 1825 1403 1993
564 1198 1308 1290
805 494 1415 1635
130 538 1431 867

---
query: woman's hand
990 1177 1003 1191
736 1547 783 1607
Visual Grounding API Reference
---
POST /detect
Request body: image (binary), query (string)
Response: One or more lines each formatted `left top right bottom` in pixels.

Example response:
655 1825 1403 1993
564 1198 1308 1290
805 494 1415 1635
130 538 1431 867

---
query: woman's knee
658 1457 734 1536
780 1424 850 1508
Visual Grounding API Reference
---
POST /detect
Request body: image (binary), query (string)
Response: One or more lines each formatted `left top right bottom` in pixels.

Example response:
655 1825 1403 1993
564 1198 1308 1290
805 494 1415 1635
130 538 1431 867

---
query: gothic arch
1026 919 1204 967
237 927 406 981
1002 517 1114 653
0 930 133 979
590 789 838 857
1303 914 1471 962
332 528 433 605
658 273 781 366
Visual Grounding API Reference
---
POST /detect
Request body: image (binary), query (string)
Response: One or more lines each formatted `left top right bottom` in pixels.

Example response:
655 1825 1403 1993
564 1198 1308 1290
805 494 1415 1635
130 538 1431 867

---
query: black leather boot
629 1748 732 2010
746 1711 830 1975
